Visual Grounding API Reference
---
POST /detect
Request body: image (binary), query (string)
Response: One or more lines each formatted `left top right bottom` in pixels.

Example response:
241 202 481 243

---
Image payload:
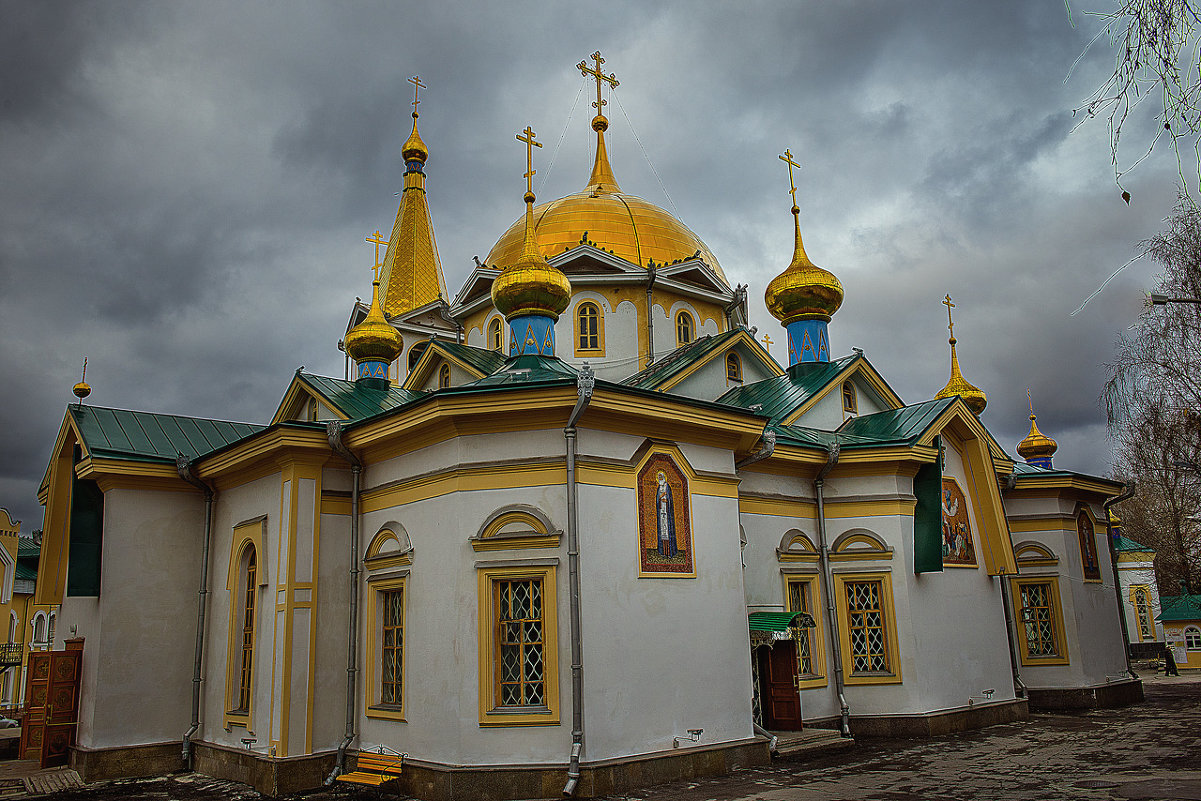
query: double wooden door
20 640 82 767
757 642 803 731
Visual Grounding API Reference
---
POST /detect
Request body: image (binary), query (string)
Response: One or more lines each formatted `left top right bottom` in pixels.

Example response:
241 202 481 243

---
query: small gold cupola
934 294 987 415
490 126 572 357
1016 392 1058 468
345 244 404 385
72 357 91 405
764 149 843 364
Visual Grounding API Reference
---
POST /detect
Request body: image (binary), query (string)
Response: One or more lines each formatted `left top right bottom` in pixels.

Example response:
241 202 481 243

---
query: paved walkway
5 672 1199 799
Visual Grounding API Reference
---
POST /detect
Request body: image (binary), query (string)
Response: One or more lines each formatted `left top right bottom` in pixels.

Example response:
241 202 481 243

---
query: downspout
735 430 775 471
813 443 851 737
1104 482 1138 679
645 266 657 366
562 365 595 798
177 454 215 768
997 473 1026 699
326 420 363 783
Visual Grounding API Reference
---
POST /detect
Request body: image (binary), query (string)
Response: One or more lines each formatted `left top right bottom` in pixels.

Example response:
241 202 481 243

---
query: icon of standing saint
637 454 694 576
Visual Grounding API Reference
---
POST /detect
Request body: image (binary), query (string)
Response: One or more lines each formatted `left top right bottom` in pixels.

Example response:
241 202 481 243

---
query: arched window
1133 587 1154 641
676 311 695 346
576 302 602 353
1186 626 1201 650
842 381 857 415
438 363 451 389
726 351 742 382
31 614 45 648
234 545 257 714
489 317 504 352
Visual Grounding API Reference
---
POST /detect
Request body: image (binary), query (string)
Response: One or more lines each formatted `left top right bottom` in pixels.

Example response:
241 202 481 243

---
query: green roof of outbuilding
718 353 860 424
1158 594 1201 622
71 406 263 463
749 611 815 633
1114 535 1154 553
835 397 955 445
622 330 745 390
298 373 425 421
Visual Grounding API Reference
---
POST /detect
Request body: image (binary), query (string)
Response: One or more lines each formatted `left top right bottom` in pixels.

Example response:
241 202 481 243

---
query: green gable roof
1158 594 1201 622
426 340 508 376
17 537 39 560
71 405 263 463
454 355 579 389
836 397 955 445
622 329 745 390
770 424 883 450
299 373 425 421
14 563 37 582
718 353 860 424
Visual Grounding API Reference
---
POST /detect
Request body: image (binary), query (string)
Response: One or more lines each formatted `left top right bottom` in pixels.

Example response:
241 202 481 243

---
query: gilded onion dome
765 205 844 324
934 337 987 415
491 190 573 321
1016 413 1058 463
401 111 428 163
344 278 404 364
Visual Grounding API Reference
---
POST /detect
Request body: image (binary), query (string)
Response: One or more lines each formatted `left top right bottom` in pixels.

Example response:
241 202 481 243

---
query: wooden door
19 640 82 767
759 643 802 731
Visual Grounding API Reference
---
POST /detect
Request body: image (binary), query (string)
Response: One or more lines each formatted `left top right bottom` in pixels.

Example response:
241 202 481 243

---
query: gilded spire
578 52 621 194
934 295 987 415
1016 391 1058 467
377 75 447 318
345 249 404 382
491 126 572 326
765 150 844 365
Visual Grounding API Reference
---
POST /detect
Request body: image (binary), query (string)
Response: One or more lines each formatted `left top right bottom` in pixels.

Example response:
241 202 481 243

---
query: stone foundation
803 698 1029 738
1026 677 1144 711
192 741 337 797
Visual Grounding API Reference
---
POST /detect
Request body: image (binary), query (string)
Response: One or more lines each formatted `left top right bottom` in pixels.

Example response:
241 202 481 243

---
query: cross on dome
578 51 618 115
943 294 956 339
516 125 543 197
779 149 802 210
409 75 425 117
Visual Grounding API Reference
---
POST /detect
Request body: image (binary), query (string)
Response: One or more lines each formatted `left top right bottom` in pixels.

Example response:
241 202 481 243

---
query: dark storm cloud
0 0 1180 528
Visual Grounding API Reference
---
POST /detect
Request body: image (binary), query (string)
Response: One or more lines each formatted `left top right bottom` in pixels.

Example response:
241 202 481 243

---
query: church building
32 56 1139 800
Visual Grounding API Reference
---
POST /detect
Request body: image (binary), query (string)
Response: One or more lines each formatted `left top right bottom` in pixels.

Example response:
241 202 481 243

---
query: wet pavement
10 671 1201 800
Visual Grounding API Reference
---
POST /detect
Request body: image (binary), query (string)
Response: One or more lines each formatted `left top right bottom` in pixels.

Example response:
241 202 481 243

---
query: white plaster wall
790 389 846 431
67 488 205 749
671 347 779 403
557 293 641 382
312 510 350 752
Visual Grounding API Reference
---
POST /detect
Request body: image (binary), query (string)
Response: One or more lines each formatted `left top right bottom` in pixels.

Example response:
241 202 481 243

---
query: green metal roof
836 397 955 445
454 354 580 389
1158 594 1201 622
718 353 860 424
748 611 815 633
16 537 39 560
1114 534 1154 553
770 424 883 450
71 406 263 463
299 373 425 421
427 341 508 376
622 330 745 390
14 563 36 582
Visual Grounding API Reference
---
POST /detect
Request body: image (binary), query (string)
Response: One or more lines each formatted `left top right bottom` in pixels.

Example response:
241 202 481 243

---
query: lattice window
1186 626 1201 650
787 580 815 676
1134 588 1154 641
845 580 889 673
381 589 404 706
495 578 545 707
1020 582 1058 657
236 548 257 712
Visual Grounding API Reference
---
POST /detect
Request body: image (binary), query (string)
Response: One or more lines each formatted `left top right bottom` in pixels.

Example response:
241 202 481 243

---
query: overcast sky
0 1 1182 530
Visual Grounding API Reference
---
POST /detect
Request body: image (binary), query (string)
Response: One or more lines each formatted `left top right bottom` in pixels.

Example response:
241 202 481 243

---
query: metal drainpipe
562 365 595 798
326 421 363 783
176 454 215 768
735 430 775 471
645 267 657 366
1104 482 1138 679
997 473 1026 699
813 443 851 737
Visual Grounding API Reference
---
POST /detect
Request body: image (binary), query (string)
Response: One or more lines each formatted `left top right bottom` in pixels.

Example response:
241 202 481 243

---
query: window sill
366 704 406 722
479 706 559 727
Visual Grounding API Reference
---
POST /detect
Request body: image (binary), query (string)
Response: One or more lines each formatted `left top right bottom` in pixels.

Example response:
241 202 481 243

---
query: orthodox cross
779 149 801 208
80 357 88 384
516 126 543 195
1027 388 1034 416
408 75 425 115
578 51 619 113
366 230 388 281
942 294 956 338
762 334 773 349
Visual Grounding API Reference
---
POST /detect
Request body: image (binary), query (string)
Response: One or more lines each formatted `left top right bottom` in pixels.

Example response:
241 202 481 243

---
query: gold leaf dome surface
401 113 428 163
764 211 843 323
1016 414 1058 461
934 342 988 416
492 196 573 320
484 190 725 284
345 281 404 364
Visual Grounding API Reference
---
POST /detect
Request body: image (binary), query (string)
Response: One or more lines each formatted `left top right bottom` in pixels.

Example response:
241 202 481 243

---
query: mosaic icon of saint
656 471 677 558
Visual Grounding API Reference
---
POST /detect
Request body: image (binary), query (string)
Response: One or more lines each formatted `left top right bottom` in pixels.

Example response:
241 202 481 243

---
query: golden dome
765 207 843 324
492 192 573 321
72 381 91 401
935 337 988 415
484 116 725 283
1016 413 1058 461
401 112 428 163
345 279 404 365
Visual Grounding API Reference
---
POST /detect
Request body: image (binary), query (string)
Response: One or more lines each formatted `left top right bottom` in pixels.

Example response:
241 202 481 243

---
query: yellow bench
336 751 406 787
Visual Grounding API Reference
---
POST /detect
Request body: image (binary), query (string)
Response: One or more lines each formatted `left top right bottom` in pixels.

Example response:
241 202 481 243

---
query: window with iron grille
1134 587 1154 641
495 578 545 707
381 589 404 706
1019 581 1058 657
845 580 889 673
787 579 818 677
236 548 256 713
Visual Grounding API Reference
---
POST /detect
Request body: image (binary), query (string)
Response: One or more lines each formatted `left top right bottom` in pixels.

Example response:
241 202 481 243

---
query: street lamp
1147 292 1201 306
